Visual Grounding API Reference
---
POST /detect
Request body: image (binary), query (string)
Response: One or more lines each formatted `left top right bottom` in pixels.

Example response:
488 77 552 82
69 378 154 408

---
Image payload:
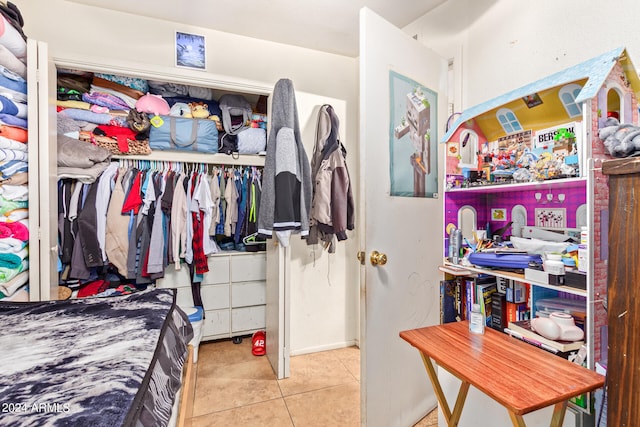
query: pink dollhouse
441 47 640 382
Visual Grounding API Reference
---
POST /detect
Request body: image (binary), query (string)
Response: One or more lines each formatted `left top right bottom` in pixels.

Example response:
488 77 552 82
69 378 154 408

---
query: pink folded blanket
0 219 27 240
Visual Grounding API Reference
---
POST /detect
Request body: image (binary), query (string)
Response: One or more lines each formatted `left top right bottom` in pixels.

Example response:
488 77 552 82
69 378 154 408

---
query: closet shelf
444 176 587 194
112 151 266 166
442 260 588 297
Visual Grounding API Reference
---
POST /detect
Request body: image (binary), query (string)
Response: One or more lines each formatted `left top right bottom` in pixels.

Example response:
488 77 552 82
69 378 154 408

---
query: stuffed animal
188 102 210 119
599 117 640 157
169 102 191 117
209 114 223 131
135 93 170 116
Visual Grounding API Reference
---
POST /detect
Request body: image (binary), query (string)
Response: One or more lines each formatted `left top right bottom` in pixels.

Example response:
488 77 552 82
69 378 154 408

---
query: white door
359 8 447 426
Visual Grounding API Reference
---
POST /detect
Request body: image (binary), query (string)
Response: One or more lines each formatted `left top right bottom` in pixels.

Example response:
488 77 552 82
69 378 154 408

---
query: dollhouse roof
442 46 640 142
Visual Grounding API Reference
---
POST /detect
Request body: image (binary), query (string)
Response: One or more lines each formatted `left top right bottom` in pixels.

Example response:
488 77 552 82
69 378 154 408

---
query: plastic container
183 306 204 363
469 303 485 335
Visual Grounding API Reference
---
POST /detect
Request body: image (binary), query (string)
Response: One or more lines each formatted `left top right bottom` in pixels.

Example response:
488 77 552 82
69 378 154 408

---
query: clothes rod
112 151 266 167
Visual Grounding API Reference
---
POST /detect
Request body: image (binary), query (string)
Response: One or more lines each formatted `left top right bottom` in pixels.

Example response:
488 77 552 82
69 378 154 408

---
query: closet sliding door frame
41 51 289 377
26 39 58 302
26 39 41 301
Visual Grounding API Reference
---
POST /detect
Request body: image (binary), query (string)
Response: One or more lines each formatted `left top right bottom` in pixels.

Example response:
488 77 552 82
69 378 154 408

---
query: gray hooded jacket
257 78 312 247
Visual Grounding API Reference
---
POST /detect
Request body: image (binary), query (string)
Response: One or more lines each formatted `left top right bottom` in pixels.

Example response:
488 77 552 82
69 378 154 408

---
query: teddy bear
599 117 640 157
187 102 210 119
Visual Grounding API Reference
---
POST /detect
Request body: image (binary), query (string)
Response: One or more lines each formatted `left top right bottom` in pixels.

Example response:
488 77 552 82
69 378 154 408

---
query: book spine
455 279 463 321
504 328 559 353
481 286 496 326
465 279 474 321
439 281 445 324
440 280 457 324
491 292 506 330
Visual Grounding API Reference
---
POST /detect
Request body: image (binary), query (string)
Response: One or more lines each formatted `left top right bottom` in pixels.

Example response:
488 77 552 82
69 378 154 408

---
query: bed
0 288 194 427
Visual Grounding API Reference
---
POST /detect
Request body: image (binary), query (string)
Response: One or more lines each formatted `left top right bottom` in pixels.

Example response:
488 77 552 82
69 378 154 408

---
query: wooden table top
399 321 605 415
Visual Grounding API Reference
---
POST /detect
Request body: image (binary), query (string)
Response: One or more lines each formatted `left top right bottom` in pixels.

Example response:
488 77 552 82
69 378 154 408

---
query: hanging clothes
224 171 238 237
57 159 264 293
76 179 103 268
95 162 118 263
170 172 187 269
147 169 168 276
308 104 355 253
257 78 312 247
208 169 221 237
105 167 130 277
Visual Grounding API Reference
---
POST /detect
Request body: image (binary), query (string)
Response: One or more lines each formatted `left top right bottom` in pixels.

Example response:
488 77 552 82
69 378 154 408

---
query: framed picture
388 70 438 198
175 31 206 70
491 208 507 221
535 208 566 229
522 92 543 108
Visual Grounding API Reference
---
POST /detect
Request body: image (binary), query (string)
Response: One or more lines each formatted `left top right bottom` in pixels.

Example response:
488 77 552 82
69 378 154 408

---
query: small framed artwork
175 31 206 70
522 92 543 108
535 208 566 229
491 208 507 221
446 141 459 157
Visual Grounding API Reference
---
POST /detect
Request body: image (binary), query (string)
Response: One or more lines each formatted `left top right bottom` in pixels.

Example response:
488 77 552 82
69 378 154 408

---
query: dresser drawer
201 256 230 285
231 281 266 307
202 309 230 339
231 253 266 282
200 284 230 310
156 264 192 289
231 305 266 333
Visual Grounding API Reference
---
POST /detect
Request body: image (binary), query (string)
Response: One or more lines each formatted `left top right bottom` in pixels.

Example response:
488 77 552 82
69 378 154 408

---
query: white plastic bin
183 306 204 363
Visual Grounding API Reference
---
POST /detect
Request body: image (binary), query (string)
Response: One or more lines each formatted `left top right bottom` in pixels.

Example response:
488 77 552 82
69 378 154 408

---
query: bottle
469 303 485 335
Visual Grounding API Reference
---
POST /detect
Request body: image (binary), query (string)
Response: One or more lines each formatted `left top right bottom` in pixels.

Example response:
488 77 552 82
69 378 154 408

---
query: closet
28 51 290 373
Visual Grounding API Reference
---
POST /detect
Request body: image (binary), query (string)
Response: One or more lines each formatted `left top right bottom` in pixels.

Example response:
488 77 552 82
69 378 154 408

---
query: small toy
135 93 170 116
553 127 575 142
188 102 210 119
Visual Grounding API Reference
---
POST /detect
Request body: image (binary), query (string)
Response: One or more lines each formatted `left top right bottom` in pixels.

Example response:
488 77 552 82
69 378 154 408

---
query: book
476 282 497 326
506 281 529 303
503 328 579 359
505 302 529 322
490 292 507 330
464 279 475 321
507 319 584 352
440 280 460 324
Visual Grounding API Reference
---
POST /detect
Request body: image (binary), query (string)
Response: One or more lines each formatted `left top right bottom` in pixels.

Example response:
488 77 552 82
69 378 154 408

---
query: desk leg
549 401 568 427
507 411 526 427
420 352 469 427
507 401 567 427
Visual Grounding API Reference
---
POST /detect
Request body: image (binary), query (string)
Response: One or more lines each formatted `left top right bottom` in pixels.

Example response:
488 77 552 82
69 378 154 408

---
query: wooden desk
400 322 605 427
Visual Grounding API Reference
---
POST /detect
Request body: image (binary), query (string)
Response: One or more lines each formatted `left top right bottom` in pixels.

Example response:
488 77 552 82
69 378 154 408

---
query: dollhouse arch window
606 83 623 122
457 205 477 241
559 84 583 117
496 108 522 134
458 129 478 168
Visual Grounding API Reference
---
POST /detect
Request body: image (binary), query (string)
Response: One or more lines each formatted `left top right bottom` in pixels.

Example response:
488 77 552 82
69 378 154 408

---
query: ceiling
66 0 448 57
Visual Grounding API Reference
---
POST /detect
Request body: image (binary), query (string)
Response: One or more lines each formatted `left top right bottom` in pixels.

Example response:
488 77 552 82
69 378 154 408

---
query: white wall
406 0 640 112
15 0 360 354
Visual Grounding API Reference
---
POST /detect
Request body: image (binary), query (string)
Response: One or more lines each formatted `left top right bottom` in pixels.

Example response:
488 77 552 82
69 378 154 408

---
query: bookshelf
436 49 639 423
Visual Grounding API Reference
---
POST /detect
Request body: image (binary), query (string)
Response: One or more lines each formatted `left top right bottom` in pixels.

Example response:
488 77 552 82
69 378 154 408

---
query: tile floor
187 338 438 426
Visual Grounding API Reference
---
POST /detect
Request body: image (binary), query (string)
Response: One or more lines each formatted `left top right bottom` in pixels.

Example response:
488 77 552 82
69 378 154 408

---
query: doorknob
370 250 388 266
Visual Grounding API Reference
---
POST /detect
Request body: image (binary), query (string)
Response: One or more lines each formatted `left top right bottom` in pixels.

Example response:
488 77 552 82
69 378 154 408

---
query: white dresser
157 251 266 341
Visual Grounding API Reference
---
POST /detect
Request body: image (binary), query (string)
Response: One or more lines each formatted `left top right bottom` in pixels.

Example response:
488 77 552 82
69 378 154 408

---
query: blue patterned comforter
0 288 193 427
